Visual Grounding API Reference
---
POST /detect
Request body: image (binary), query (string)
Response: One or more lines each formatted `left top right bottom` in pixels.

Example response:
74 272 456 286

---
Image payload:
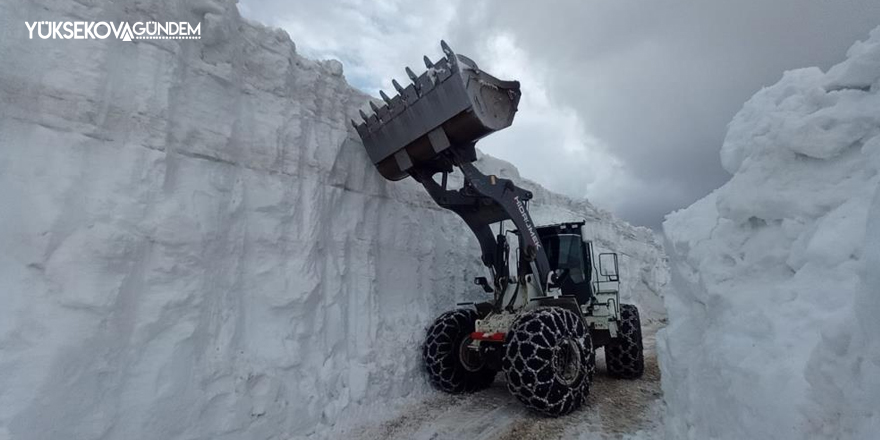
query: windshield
541 234 585 272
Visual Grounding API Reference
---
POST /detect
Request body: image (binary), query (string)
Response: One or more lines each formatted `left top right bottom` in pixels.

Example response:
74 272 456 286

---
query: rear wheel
423 309 496 393
605 304 645 379
503 307 595 416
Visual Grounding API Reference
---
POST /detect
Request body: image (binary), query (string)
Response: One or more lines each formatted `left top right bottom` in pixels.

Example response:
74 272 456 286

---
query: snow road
336 325 663 440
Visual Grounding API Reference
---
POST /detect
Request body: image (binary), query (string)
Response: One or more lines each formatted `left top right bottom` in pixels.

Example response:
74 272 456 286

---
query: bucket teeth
441 40 457 69
359 109 369 122
369 101 380 114
405 67 420 94
380 90 392 104
423 56 433 69
405 67 418 83
440 40 453 58
350 119 357 128
392 79 404 94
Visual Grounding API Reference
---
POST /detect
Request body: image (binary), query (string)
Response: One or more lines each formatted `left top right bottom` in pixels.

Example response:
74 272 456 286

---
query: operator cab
517 222 594 305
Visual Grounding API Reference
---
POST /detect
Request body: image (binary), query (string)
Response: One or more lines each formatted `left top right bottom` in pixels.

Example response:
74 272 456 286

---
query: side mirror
474 276 494 293
598 253 619 281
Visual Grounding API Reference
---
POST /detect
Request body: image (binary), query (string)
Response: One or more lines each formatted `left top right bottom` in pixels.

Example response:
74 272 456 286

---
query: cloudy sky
239 0 880 229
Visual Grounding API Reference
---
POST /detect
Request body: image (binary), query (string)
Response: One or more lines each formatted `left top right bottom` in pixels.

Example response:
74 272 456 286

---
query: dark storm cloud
240 0 880 229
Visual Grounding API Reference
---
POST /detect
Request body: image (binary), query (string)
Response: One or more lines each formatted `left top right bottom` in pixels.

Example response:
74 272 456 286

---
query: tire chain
605 304 645 379
502 307 595 416
423 308 495 393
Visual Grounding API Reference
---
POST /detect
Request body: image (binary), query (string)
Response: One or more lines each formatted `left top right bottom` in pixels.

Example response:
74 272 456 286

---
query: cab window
541 234 586 280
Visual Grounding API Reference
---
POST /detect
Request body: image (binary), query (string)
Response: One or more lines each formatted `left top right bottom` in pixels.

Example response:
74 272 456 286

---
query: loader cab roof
536 221 586 236
513 221 587 238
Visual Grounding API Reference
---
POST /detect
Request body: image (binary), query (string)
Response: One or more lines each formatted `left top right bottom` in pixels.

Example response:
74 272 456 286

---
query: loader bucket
352 41 521 181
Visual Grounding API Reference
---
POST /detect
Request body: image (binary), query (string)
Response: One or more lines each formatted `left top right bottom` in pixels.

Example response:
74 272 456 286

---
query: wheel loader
352 41 644 417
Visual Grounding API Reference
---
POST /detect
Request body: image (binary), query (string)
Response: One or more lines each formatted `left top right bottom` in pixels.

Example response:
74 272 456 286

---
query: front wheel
423 308 496 393
503 307 595 416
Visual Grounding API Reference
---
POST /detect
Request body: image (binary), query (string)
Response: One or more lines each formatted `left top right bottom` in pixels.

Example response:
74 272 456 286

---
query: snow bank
660 26 880 439
0 0 666 439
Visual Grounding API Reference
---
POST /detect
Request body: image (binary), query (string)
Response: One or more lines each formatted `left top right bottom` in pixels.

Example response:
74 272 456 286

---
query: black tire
503 307 595 417
423 308 496 393
605 304 645 379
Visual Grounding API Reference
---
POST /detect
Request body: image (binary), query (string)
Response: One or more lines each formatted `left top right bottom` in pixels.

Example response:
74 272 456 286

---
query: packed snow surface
332 328 665 440
0 0 667 439
660 26 880 440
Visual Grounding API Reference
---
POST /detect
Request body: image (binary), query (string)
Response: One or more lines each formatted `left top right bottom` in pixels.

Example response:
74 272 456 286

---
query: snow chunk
825 26 880 91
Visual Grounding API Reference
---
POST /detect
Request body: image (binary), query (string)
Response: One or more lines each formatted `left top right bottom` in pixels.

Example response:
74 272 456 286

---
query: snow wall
660 26 880 440
0 0 667 438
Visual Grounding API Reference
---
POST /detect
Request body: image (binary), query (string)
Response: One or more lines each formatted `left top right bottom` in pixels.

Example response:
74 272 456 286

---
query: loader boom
410 146 552 296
